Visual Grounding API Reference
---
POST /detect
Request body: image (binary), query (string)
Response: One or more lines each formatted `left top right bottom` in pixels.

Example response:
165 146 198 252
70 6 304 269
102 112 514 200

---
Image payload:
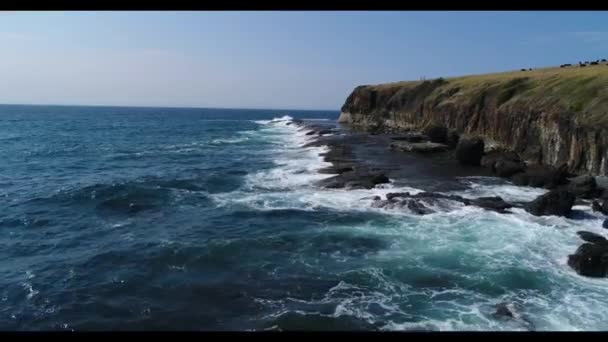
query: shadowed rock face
338 76 608 175
455 137 485 166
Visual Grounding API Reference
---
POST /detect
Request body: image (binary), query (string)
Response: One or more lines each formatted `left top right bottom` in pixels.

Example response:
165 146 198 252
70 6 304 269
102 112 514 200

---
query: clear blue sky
1 11 607 110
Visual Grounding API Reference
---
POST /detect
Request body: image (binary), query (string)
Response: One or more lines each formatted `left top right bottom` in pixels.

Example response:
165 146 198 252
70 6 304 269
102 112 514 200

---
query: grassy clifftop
366 64 608 127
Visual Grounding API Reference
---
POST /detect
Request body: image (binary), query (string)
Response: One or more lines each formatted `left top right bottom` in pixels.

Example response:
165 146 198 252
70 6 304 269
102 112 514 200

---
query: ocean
1 105 607 331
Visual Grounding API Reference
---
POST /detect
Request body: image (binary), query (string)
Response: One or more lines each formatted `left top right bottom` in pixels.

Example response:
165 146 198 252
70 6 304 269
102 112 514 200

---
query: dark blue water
1 105 607 331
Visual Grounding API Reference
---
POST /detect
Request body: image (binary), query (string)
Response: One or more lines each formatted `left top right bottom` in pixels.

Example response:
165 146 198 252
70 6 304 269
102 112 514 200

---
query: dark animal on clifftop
520 69 527 72
580 64 587 68
591 61 599 66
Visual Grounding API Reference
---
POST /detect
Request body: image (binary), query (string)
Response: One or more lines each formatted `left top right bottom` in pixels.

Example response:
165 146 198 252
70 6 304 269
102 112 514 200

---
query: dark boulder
525 189 575 217
422 124 448 144
317 171 389 189
318 162 354 175
511 165 569 189
386 192 411 201
446 130 460 148
406 199 435 215
568 175 599 199
568 243 608 277
471 197 512 213
455 137 485 166
494 160 525 178
603 219 608 229
576 231 607 244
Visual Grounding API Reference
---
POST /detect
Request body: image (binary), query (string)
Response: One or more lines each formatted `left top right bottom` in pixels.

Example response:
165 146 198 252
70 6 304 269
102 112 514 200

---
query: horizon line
0 102 339 112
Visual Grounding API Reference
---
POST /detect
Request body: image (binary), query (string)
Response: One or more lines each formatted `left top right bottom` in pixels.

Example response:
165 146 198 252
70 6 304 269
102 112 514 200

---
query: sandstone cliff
339 65 608 175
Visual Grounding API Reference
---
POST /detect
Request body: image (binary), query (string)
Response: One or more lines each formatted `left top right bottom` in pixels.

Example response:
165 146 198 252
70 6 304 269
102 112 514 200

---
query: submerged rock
604 219 608 229
524 189 575 217
455 137 485 166
389 141 449 153
493 302 514 319
591 200 608 215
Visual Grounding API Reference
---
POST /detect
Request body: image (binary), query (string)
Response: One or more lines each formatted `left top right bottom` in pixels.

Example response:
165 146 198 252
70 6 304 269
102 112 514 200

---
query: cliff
339 64 608 175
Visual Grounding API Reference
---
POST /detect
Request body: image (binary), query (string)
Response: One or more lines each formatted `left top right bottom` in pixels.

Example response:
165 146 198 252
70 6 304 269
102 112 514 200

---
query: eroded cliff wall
339 67 608 175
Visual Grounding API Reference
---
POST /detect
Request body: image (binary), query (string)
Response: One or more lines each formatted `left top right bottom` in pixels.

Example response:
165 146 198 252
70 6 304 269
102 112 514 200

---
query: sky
0 11 607 110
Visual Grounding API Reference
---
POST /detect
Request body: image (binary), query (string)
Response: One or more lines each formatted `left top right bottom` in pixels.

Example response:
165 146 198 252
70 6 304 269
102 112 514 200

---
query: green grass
367 64 608 127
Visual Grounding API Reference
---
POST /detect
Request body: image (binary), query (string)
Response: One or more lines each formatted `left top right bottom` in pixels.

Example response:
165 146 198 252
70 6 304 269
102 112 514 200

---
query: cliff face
339 66 608 175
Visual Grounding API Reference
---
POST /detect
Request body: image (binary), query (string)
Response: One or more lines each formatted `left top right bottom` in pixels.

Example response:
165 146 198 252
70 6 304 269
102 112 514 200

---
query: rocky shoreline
293 119 608 279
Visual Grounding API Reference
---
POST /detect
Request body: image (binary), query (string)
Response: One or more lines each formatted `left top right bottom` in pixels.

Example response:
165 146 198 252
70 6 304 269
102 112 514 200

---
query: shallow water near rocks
1 105 607 331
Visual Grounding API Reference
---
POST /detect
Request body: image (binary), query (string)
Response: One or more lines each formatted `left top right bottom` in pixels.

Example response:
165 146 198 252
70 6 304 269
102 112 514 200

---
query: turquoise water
1 105 607 331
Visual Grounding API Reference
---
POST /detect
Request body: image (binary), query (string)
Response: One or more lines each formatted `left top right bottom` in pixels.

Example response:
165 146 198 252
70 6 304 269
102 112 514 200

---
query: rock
390 132 429 143
568 243 608 277
386 192 411 201
455 137 485 166
525 189 575 217
446 130 460 148
595 176 608 194
361 196 381 201
317 171 389 189
568 175 599 199
371 199 391 208
592 200 603 213
318 162 354 175
480 150 522 171
511 165 569 189
390 141 449 153
576 231 608 244
305 130 316 136
604 219 608 229
471 197 512 213
494 160 525 178
317 129 334 135
406 199 434 215
423 124 448 144
493 303 514 319
591 200 608 215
